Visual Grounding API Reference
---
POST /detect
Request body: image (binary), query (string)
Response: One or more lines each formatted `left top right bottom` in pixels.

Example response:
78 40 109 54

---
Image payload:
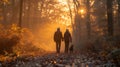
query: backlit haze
34 0 72 52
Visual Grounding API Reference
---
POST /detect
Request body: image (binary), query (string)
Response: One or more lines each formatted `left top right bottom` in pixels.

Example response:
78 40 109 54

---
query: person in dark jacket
64 29 72 53
54 28 63 53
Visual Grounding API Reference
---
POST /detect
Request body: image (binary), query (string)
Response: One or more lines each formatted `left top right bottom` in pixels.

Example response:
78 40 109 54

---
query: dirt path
1 53 114 67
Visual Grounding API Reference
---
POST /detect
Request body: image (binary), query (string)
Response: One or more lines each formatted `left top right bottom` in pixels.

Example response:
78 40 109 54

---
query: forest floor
0 52 116 67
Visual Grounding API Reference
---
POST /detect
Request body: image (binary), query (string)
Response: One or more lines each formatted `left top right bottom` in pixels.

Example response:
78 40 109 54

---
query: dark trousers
65 42 69 53
56 42 61 53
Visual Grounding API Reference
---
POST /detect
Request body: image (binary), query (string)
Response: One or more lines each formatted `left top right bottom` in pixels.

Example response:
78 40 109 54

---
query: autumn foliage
0 24 45 57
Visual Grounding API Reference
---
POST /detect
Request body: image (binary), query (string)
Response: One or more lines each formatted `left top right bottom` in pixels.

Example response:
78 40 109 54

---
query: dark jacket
64 31 72 42
54 31 62 42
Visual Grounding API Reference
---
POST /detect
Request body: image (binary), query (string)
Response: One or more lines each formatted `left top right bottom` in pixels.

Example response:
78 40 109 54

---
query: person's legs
66 42 69 53
56 42 59 53
58 42 61 53
65 42 69 53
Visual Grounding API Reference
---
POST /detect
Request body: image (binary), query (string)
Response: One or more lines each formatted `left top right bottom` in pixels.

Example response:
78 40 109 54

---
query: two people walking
54 28 72 53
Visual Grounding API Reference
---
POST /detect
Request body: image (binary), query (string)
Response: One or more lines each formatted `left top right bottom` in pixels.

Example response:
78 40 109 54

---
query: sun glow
80 9 84 14
78 8 86 15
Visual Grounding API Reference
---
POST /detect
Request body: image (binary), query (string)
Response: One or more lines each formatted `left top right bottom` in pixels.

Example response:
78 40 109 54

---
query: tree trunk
11 0 18 24
86 0 91 38
118 0 120 26
73 0 80 13
2 5 7 25
25 0 31 28
107 0 113 36
67 0 74 29
19 0 23 28
72 0 81 48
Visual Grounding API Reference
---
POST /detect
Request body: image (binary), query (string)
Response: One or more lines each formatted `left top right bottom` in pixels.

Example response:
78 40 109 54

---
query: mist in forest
33 22 72 52
0 0 120 58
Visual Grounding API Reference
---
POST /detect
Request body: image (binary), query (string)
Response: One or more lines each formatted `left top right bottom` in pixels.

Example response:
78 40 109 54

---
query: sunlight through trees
0 0 120 63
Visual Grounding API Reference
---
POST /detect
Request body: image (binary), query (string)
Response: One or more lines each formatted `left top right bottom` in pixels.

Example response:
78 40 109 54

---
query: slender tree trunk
117 0 120 35
26 0 31 28
107 0 113 36
0 5 2 23
73 0 80 12
11 0 18 24
3 5 7 25
118 0 120 26
19 0 23 28
86 0 91 39
67 0 74 29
